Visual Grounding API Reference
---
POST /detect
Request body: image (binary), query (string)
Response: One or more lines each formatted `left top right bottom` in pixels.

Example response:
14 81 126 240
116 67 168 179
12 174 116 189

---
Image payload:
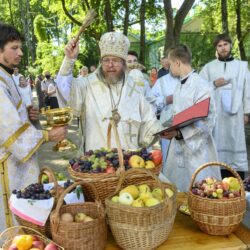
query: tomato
151 150 162 165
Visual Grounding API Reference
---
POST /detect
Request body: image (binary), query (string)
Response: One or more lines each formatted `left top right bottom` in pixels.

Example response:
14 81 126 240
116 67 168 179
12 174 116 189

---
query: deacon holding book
162 45 221 192
200 34 250 179
56 32 162 152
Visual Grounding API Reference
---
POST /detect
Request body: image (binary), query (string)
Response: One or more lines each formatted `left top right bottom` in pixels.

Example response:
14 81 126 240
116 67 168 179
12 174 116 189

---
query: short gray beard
98 66 125 85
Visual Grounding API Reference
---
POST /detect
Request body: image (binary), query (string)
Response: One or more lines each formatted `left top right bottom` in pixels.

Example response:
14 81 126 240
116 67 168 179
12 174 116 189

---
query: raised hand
64 39 79 60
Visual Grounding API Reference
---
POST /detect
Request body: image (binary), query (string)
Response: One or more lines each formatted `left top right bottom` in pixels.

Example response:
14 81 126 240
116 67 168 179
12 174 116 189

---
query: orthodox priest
200 34 250 178
56 32 162 152
0 23 67 231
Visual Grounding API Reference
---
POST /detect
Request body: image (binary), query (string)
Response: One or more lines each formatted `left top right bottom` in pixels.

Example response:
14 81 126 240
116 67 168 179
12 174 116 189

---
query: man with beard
0 23 67 230
200 33 250 178
56 32 162 152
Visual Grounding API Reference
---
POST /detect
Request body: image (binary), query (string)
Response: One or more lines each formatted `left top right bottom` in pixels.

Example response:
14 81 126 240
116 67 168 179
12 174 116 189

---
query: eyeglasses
102 58 123 66
127 59 138 63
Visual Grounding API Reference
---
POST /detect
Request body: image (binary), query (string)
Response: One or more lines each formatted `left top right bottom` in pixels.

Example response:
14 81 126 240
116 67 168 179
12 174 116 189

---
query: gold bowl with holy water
41 107 72 127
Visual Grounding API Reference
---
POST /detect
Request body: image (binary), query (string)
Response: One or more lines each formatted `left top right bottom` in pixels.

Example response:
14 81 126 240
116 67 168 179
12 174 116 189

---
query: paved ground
34 90 250 178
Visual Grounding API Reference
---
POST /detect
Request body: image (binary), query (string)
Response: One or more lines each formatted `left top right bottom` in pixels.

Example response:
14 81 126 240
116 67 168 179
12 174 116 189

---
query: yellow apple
129 155 145 168
145 160 155 169
152 188 163 201
119 192 134 205
75 212 87 222
144 198 161 207
139 191 153 202
84 216 94 222
165 188 174 198
120 185 139 199
111 196 119 203
138 184 151 193
132 198 144 207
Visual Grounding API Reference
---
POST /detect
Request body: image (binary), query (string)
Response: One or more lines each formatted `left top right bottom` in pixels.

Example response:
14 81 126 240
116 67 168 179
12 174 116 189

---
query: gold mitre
99 32 130 60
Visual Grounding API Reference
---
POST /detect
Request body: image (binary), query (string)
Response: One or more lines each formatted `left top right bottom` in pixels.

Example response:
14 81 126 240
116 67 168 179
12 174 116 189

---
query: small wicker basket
0 226 63 250
105 168 177 250
14 166 61 237
50 180 107 250
188 162 246 235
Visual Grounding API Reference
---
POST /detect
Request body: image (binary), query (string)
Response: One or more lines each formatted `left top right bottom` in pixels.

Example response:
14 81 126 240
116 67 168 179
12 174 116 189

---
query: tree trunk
123 0 130 35
221 0 229 34
163 0 195 53
139 0 146 65
104 0 114 31
235 0 246 60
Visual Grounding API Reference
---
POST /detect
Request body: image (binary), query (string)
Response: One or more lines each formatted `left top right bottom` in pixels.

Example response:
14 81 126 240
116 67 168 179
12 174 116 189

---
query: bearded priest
56 32 162 153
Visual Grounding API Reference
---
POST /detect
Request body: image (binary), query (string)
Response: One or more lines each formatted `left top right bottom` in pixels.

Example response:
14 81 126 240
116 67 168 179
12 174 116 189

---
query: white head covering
99 32 130 60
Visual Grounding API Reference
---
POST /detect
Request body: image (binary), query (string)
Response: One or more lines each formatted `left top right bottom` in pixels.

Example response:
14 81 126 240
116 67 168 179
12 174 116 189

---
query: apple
152 188 163 201
30 248 42 250
75 212 87 222
132 198 144 207
44 243 59 250
150 150 162 165
120 185 139 199
118 192 134 205
8 244 18 250
139 191 153 202
145 160 155 169
111 195 119 203
129 155 145 168
13 235 33 250
221 181 230 191
144 198 161 207
105 166 115 173
32 240 45 250
60 212 74 222
165 188 174 198
138 184 151 193
84 216 94 222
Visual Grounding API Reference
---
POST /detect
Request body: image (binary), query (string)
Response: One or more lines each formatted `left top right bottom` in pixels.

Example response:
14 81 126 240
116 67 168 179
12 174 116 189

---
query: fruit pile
244 176 250 192
12 183 52 200
7 234 59 250
60 212 94 223
192 177 241 199
69 148 162 174
111 184 174 207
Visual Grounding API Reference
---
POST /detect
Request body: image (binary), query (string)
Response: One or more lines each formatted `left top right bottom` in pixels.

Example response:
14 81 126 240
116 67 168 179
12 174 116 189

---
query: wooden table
105 193 248 250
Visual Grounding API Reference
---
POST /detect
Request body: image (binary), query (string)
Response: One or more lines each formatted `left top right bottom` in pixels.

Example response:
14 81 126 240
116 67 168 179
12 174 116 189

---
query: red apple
150 150 162 165
44 243 59 250
105 166 115 173
8 244 18 250
32 240 45 250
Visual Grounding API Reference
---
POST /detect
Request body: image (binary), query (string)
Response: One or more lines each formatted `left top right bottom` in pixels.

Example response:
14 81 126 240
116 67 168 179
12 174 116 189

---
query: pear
144 198 161 207
120 185 139 199
138 184 151 193
132 198 144 207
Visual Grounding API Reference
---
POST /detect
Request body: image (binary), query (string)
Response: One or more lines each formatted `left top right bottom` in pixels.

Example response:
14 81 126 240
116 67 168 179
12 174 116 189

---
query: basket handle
114 168 168 201
107 120 125 174
189 161 246 197
39 166 60 199
51 180 100 232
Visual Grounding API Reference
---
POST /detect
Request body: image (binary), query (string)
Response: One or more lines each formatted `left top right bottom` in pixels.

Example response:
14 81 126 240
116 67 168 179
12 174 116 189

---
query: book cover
155 97 210 135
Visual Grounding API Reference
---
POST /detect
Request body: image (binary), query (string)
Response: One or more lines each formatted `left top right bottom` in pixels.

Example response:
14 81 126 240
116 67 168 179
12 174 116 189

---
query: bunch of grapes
63 179 74 189
244 176 250 192
12 183 52 200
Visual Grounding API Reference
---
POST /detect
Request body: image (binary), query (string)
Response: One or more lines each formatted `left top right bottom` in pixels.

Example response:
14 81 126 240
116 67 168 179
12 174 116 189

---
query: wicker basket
188 162 246 235
14 166 61 237
0 226 63 250
50 180 107 250
105 168 177 250
68 120 162 205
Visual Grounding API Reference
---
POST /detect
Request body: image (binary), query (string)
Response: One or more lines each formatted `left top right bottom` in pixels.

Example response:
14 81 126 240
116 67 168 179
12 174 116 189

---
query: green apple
152 188 163 201
132 198 144 207
144 198 161 207
75 212 87 222
165 188 174 198
139 191 153 202
138 184 151 193
118 192 134 205
111 196 119 203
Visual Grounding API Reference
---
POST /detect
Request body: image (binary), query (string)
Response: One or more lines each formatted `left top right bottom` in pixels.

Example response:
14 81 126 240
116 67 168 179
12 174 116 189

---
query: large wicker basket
0 226 63 250
50 180 107 250
14 166 61 237
188 162 246 235
105 168 177 250
68 120 162 205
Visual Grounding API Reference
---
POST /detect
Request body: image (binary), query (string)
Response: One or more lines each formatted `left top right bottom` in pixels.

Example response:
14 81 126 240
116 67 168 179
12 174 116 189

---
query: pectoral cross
125 120 137 142
128 82 140 97
111 109 121 126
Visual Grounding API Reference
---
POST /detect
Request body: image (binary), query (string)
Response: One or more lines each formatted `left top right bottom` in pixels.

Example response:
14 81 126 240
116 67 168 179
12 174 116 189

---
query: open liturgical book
155 97 210 135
